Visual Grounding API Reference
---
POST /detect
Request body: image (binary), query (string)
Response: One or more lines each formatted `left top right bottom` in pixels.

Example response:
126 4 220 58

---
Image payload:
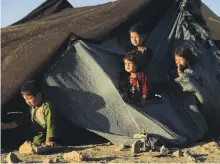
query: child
129 23 153 71
119 52 151 106
174 46 208 114
174 46 196 78
21 80 56 146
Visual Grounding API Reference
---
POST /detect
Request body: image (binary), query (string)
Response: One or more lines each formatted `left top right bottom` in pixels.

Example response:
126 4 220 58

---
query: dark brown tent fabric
1 0 175 105
11 0 73 26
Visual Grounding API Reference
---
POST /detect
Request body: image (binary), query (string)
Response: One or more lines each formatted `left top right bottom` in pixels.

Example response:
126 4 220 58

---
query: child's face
124 59 137 73
175 55 188 77
130 32 144 47
22 93 42 107
175 55 188 67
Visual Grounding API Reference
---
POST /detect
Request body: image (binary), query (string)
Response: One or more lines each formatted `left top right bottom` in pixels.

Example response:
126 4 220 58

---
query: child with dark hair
130 23 146 49
174 46 196 77
21 80 56 146
119 52 151 106
174 46 200 94
174 46 220 136
129 23 153 71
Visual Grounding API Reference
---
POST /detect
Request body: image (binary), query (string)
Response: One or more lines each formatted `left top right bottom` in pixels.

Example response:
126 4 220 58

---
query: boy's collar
32 100 45 108
137 46 146 51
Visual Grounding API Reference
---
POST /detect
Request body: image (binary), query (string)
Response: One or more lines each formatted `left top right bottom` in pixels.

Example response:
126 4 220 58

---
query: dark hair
174 46 196 66
21 80 40 96
123 51 138 65
129 23 145 36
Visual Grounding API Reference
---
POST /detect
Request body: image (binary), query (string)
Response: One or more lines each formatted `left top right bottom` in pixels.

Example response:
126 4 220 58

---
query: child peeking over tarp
174 46 196 78
173 45 220 136
174 46 220 128
129 23 153 71
119 52 153 106
174 46 206 108
20 80 57 146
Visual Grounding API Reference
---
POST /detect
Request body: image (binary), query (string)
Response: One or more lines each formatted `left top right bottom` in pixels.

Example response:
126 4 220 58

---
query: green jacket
31 101 56 145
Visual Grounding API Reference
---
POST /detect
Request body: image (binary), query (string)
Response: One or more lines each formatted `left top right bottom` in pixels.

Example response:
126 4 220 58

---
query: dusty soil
1 141 220 163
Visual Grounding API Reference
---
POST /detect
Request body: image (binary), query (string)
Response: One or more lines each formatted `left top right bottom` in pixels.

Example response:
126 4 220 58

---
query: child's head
21 80 42 107
174 46 195 68
123 52 138 73
129 23 145 47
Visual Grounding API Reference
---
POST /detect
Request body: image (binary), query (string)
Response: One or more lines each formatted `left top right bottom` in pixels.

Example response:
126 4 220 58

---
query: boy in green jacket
21 80 56 146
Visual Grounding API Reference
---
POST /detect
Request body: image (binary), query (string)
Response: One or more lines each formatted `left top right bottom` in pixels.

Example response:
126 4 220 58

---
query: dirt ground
1 141 220 163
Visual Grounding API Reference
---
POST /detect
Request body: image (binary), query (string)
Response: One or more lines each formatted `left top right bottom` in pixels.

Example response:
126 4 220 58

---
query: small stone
6 152 21 164
43 158 53 163
172 149 183 157
63 151 85 162
131 140 142 154
19 141 35 155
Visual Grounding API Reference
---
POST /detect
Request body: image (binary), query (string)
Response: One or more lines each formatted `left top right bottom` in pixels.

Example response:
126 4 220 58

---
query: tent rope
112 86 142 133
119 94 142 132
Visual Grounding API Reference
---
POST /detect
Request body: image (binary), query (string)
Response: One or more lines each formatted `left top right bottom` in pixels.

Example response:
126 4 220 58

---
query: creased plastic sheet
44 40 206 146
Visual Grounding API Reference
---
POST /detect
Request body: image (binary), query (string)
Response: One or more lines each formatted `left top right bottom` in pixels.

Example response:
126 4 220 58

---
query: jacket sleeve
175 68 204 103
175 69 197 92
44 103 56 140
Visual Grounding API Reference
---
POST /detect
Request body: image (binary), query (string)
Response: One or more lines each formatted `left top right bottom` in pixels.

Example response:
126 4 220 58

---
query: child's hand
45 139 55 146
177 65 184 77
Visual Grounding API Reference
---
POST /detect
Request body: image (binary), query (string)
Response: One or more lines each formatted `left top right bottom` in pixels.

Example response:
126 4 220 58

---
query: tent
1 0 220 147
